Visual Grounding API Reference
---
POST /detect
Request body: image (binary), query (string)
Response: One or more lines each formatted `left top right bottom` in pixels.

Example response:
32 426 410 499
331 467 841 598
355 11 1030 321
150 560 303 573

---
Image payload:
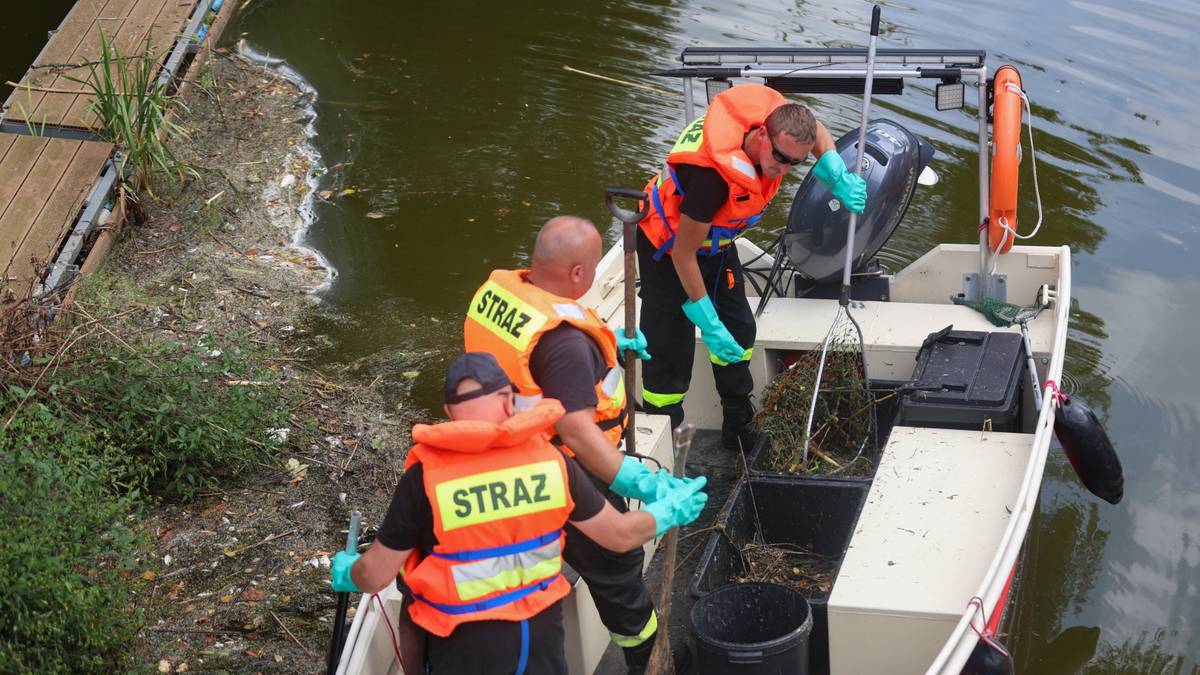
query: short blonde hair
766 103 816 144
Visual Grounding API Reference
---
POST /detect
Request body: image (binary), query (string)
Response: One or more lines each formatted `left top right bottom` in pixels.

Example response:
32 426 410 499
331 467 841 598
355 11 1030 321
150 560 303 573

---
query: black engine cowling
784 118 934 288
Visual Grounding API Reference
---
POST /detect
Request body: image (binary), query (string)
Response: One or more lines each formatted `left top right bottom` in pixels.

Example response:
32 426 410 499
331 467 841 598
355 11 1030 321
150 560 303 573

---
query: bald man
464 216 701 673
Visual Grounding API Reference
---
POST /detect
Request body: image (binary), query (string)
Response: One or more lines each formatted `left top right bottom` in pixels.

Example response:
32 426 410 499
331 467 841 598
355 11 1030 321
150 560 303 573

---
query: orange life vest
639 83 787 259
463 269 627 453
401 399 575 637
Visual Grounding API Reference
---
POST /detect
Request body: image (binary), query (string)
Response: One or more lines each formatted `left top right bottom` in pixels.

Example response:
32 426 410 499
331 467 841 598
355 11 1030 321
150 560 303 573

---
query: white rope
992 81 1044 269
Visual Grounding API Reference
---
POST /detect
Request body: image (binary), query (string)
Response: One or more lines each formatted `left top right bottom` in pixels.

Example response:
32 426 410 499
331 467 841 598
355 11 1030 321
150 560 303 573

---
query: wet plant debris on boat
754 344 877 476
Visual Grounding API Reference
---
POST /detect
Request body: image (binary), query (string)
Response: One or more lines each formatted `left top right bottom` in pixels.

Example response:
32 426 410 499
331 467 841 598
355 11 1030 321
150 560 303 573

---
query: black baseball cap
444 352 514 404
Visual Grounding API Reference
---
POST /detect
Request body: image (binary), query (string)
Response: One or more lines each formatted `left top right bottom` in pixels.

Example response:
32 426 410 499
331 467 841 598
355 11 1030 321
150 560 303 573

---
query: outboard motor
783 119 935 299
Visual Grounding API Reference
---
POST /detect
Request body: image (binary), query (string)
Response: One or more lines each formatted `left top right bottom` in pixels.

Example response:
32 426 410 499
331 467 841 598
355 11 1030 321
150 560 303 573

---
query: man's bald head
528 216 602 299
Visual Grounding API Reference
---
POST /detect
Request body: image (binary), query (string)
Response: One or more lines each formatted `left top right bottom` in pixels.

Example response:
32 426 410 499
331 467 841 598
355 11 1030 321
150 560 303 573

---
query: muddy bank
86 50 417 674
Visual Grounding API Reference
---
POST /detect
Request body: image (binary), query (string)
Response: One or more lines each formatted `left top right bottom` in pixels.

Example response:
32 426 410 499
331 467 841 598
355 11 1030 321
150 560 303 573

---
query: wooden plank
62 0 197 130
33 0 171 129
0 136 53 222
0 138 77 279
6 0 202 132
4 141 113 298
8 0 137 128
2 0 111 120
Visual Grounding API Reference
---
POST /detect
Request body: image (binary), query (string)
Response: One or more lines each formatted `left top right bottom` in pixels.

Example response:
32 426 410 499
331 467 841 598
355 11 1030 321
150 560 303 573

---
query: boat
337 41 1073 675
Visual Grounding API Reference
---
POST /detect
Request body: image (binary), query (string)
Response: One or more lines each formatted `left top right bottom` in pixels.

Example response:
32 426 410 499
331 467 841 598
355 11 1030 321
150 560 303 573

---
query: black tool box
899 327 1024 432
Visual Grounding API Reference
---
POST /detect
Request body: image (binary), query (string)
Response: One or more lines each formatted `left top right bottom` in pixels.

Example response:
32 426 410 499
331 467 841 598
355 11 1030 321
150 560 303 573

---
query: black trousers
636 227 756 427
562 481 658 664
423 599 567 674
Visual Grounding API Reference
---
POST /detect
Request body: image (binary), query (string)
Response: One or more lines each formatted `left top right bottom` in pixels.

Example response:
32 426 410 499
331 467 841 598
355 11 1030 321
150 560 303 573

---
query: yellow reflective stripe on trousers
642 389 685 408
610 610 658 647
699 238 736 249
451 539 563 601
710 347 754 367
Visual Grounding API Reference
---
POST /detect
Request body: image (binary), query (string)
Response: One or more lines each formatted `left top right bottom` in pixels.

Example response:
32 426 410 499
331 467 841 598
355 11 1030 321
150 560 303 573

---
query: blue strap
650 180 674 262
428 530 559 562
516 619 530 675
410 573 561 615
650 166 766 259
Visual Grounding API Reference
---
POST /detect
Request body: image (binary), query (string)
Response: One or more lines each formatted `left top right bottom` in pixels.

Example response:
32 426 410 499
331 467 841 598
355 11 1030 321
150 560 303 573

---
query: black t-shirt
675 163 731 223
375 456 606 552
528 325 607 414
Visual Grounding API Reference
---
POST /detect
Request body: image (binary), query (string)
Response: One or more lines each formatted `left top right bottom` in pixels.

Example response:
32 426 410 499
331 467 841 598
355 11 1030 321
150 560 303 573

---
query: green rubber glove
645 476 709 537
615 326 652 361
611 456 703 503
610 456 661 503
682 296 746 365
811 150 867 214
331 550 362 593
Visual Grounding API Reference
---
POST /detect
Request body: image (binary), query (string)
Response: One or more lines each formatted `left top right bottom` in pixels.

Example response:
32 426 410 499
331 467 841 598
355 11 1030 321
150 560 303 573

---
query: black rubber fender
1054 397 1124 505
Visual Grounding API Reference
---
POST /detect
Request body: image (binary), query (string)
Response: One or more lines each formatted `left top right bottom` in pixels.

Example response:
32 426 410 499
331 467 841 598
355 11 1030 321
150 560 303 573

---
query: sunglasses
767 132 805 166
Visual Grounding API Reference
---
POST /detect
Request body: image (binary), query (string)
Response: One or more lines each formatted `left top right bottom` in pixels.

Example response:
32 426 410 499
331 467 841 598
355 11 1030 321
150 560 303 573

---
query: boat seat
826 425 1034 674
752 296 1052 378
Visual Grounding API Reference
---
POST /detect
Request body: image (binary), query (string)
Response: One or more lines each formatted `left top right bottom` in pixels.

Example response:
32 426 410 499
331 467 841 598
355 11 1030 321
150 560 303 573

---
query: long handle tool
645 423 696 675
800 5 882 466
326 510 362 675
605 187 650 455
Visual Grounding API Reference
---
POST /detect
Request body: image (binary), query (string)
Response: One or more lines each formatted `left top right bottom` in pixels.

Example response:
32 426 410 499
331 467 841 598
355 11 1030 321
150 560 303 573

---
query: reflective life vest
639 83 787 259
463 269 627 453
402 400 575 637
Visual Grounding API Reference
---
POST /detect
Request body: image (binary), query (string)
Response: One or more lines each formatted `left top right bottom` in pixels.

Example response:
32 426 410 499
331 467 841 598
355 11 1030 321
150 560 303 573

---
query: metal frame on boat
338 44 1069 675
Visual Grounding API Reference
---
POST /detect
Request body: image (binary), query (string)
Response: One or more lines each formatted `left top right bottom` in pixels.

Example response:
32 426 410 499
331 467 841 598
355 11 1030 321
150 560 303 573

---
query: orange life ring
988 65 1023 254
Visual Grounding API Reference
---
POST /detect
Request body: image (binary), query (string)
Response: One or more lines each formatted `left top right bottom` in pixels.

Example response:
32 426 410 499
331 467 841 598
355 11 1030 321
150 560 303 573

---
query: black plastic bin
747 385 901 481
690 477 869 675
691 582 813 674
900 328 1024 431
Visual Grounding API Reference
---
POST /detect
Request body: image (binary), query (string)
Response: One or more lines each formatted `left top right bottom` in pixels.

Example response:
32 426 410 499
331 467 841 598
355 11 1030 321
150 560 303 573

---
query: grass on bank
0 319 297 672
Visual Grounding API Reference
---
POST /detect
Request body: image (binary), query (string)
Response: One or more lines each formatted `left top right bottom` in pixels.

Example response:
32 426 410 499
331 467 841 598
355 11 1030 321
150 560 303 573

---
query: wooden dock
0 0 237 303
2 0 200 135
0 133 113 303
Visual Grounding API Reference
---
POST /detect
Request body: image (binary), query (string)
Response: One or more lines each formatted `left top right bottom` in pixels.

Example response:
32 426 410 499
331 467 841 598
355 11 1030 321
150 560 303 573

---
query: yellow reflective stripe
602 367 625 408
456 557 562 600
451 539 563 601
710 347 754 367
435 461 566 531
699 238 736 249
466 279 549 352
642 389 685 408
610 611 658 647
671 116 706 154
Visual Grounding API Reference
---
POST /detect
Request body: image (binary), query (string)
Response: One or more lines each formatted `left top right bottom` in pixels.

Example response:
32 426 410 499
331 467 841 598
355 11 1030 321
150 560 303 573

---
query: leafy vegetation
0 330 293 670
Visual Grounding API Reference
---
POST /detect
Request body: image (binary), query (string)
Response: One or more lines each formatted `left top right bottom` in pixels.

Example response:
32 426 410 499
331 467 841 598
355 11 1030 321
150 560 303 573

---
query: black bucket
691 582 813 674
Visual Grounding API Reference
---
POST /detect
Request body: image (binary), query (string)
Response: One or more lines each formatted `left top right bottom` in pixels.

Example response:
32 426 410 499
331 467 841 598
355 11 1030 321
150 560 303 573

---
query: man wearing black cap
331 353 706 674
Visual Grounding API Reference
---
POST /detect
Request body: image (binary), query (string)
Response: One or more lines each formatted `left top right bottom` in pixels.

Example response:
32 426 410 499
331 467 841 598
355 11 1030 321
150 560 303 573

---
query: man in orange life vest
330 353 707 674
464 216 697 672
636 83 868 450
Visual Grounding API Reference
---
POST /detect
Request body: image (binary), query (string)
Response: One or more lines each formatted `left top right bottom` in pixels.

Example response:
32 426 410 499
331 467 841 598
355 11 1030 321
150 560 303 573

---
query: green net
950 294 1046 327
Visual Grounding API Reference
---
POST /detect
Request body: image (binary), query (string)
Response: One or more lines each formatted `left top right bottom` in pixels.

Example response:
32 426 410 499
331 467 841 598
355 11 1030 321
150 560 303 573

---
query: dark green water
11 0 1200 671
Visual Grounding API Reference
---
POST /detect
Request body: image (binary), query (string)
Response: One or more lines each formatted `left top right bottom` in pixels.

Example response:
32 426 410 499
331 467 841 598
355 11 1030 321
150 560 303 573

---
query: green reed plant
66 28 196 196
